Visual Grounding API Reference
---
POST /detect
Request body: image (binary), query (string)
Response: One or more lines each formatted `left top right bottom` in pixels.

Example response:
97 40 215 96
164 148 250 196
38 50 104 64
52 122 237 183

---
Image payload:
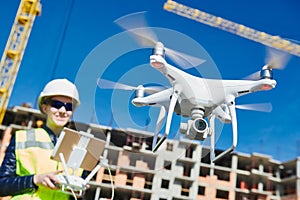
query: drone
97 12 289 162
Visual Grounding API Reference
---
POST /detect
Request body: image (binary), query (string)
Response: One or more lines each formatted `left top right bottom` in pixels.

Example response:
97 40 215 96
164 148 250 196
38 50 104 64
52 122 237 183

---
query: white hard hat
38 79 80 113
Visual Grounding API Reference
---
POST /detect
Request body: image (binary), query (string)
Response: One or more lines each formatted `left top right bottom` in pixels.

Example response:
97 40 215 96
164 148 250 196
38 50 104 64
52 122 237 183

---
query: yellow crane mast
0 0 41 125
163 0 300 57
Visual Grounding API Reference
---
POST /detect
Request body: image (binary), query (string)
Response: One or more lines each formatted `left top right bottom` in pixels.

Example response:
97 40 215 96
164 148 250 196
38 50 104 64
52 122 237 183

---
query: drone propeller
98 77 174 151
264 47 291 70
97 78 165 94
245 47 290 80
114 11 205 69
235 103 272 112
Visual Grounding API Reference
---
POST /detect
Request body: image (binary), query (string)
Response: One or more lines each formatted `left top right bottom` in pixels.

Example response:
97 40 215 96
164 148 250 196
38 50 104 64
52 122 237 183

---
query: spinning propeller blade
97 78 165 94
244 70 261 80
265 47 290 70
235 103 272 112
114 11 158 47
245 47 291 80
97 78 136 90
115 11 205 69
166 48 206 69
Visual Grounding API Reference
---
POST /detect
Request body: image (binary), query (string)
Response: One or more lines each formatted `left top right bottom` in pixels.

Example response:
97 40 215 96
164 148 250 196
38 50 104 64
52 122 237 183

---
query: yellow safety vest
13 128 83 200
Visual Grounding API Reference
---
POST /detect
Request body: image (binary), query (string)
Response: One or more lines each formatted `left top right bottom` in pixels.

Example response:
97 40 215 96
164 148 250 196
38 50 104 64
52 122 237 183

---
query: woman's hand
33 170 62 189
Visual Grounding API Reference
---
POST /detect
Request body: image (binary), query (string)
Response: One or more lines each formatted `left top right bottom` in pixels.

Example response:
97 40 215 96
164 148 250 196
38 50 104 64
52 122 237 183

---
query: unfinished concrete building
0 106 300 200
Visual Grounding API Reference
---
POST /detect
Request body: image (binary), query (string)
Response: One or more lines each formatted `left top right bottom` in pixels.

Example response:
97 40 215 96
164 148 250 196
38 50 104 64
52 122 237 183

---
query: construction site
1 0 300 200
0 106 299 200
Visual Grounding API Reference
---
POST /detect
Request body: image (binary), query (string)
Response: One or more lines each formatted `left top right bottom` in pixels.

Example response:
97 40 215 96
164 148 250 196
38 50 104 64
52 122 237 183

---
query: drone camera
193 118 208 132
180 118 209 141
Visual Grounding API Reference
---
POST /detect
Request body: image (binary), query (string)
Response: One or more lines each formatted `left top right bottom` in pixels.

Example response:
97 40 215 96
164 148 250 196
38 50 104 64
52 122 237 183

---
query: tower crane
0 0 41 125
163 0 300 57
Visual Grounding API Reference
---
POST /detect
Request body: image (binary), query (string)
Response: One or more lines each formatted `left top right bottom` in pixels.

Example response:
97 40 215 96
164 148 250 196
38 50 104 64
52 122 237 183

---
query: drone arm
212 99 237 162
152 92 178 152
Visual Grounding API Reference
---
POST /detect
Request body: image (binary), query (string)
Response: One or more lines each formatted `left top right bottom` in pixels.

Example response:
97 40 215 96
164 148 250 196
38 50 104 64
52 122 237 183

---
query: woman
0 78 82 199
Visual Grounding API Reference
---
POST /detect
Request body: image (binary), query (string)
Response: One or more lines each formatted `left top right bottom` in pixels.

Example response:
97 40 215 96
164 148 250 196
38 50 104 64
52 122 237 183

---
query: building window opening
185 145 195 158
166 142 173 151
198 186 205 195
164 160 172 170
181 182 191 197
216 189 229 199
126 173 133 186
145 174 153 190
183 164 192 177
161 179 170 189
214 169 230 181
199 166 210 177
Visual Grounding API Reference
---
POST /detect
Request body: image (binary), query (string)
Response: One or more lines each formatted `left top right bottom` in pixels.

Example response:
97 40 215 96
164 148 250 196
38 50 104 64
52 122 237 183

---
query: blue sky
1 0 300 162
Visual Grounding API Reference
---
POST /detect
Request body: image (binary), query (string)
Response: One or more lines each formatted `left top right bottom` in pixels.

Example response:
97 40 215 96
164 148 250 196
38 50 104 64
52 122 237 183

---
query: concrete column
230 154 238 200
259 163 264 173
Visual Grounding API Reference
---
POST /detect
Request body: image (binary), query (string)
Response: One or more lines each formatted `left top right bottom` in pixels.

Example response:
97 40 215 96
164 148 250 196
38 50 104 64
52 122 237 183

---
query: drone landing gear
152 136 166 152
152 92 179 152
212 99 238 163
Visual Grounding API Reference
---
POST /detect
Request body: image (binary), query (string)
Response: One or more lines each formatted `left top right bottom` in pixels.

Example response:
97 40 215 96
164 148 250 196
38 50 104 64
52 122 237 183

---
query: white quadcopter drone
98 12 289 162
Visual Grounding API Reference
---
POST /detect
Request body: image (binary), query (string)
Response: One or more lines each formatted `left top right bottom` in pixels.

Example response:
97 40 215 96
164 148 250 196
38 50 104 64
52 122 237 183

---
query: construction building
0 106 299 200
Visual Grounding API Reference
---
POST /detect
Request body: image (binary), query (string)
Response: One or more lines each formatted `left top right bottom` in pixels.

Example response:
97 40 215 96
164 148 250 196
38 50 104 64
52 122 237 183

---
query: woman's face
41 95 74 131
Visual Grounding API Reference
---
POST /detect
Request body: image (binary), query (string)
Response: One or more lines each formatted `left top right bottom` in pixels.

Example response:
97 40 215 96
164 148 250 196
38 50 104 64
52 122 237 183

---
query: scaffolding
1 107 300 199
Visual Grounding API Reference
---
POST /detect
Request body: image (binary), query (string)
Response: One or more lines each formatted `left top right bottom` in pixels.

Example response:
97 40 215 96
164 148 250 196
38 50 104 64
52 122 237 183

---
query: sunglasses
46 99 73 111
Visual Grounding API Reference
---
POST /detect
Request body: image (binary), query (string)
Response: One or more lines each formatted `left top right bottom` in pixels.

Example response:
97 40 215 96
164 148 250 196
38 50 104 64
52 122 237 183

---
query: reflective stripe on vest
16 129 53 150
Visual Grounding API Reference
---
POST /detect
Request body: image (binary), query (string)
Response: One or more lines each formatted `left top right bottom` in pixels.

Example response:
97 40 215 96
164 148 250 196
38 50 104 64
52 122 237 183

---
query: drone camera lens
196 119 207 131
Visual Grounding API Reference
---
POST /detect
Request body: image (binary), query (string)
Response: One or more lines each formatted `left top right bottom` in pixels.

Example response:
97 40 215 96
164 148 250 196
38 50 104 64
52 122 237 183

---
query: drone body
128 45 276 161
98 12 286 162
135 54 276 119
98 42 278 162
